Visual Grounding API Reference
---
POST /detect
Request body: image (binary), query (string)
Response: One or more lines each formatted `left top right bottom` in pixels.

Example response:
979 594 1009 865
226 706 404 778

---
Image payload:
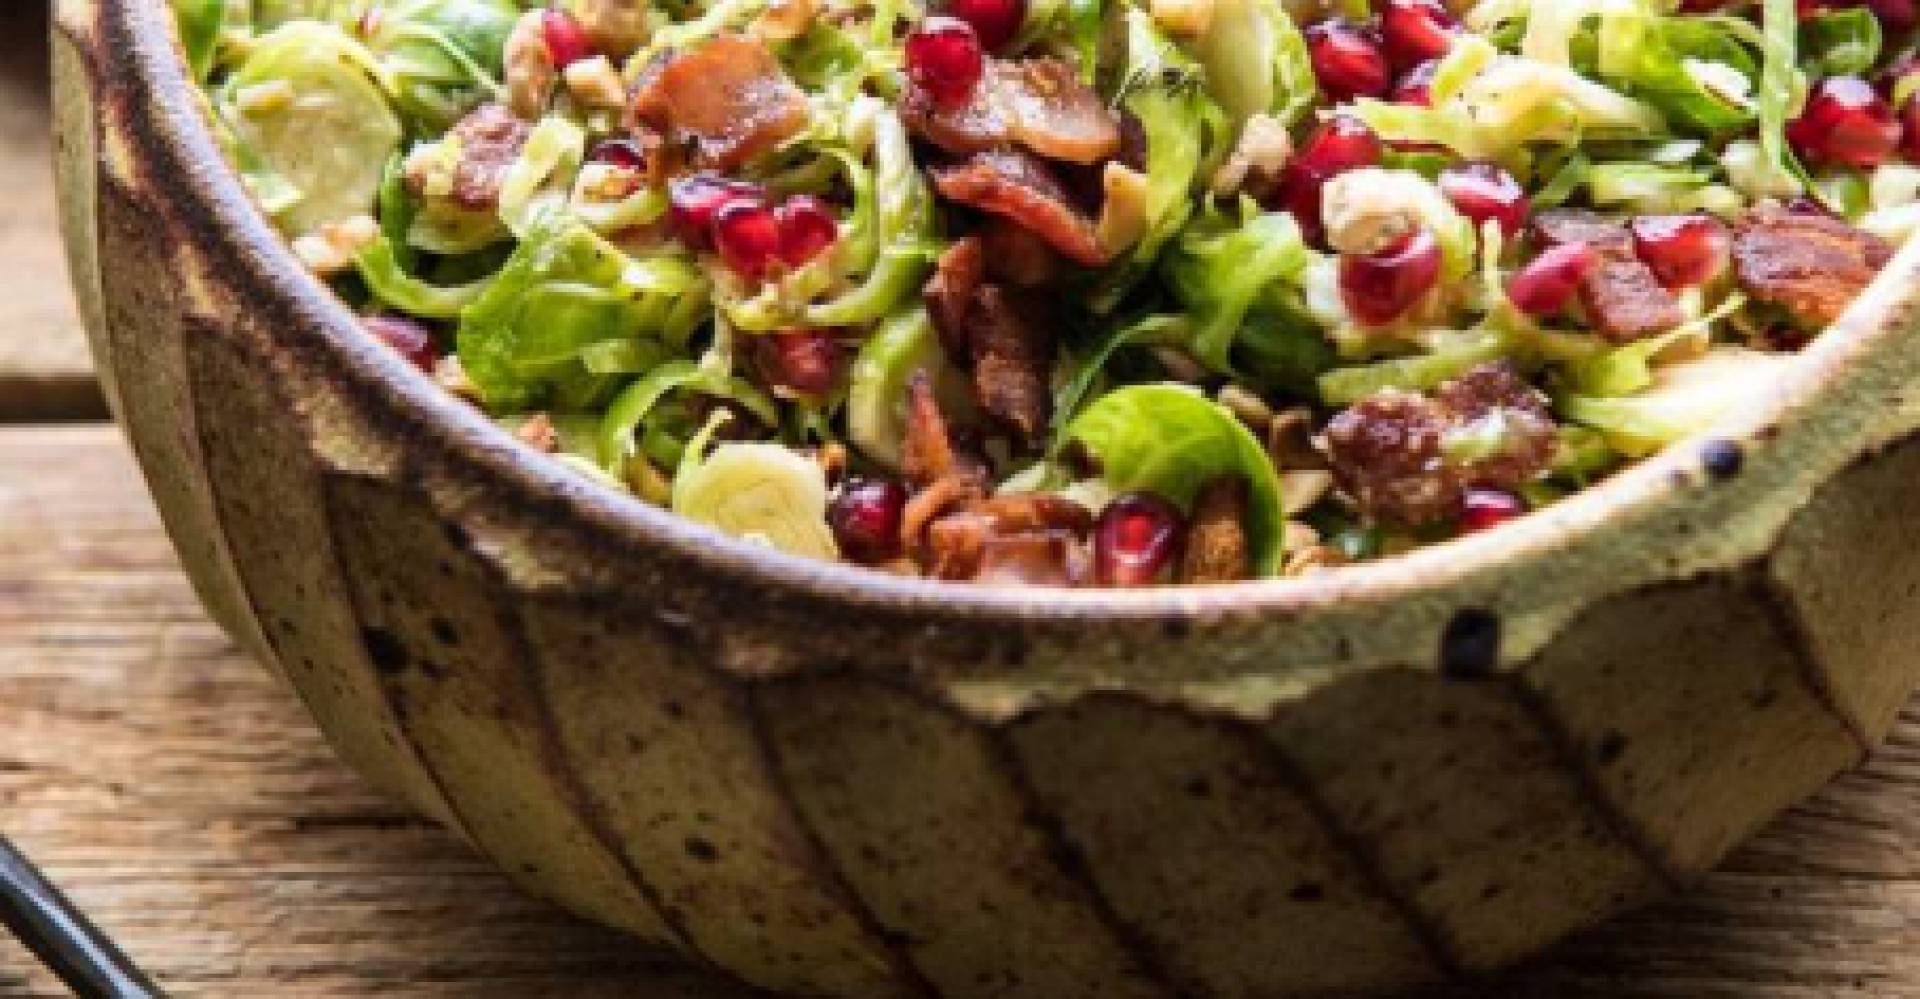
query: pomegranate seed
755 329 842 397
1787 76 1900 168
1459 489 1525 532
943 0 1025 51
1380 0 1460 73
540 9 594 68
1784 194 1837 216
777 195 839 267
1904 95 1920 161
363 316 437 372
1305 19 1391 102
1391 59 1439 106
830 478 910 564
1438 161 1529 238
1093 492 1186 586
1339 228 1442 325
1504 243 1596 317
713 197 785 280
905 16 985 108
588 138 648 171
669 172 763 250
1276 116 1382 245
1629 214 1730 289
1867 0 1918 31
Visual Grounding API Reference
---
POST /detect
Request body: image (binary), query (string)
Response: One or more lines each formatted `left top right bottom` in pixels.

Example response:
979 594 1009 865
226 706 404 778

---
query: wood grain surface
0 5 103 421
10 3 1920 994
0 424 1915 998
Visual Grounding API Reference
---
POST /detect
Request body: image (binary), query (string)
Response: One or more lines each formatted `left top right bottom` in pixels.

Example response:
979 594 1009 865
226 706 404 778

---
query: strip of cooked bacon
1532 209 1683 341
900 372 964 488
1733 205 1893 329
978 217 1065 287
921 493 1093 582
968 286 1054 445
925 237 984 362
416 104 530 210
1179 477 1251 583
931 150 1109 266
629 34 809 171
1320 362 1556 526
902 59 1121 165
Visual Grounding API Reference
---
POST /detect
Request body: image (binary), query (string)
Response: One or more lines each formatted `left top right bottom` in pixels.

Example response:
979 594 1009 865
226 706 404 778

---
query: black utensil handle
0 836 163 999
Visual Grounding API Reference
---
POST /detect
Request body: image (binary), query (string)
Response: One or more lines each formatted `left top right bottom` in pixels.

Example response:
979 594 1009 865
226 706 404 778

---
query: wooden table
11 11 1920 999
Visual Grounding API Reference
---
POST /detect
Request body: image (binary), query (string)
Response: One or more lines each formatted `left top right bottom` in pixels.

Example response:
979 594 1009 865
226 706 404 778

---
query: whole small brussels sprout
217 21 403 237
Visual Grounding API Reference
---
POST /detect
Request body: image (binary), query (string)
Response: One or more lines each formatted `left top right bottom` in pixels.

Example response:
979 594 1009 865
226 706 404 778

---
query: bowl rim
84 0 1912 628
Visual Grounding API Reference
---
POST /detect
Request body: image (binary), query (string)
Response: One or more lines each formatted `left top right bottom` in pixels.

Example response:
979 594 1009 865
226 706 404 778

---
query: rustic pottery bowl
51 1 1920 995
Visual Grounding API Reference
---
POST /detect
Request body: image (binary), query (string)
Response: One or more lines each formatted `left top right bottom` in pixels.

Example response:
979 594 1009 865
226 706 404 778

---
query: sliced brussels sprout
846 307 975 468
1188 0 1316 126
1559 347 1792 456
672 441 841 560
253 0 369 30
217 22 403 237
364 0 520 134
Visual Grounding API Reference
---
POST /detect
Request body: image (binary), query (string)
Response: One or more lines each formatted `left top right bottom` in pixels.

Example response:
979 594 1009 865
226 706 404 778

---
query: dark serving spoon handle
0 835 163 998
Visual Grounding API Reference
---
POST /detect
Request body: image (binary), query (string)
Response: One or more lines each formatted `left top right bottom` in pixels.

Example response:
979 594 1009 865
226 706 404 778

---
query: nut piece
515 413 561 453
752 0 821 42
433 355 481 403
291 214 380 276
563 55 629 110
1152 0 1216 34
1211 113 1294 196
573 0 651 58
504 10 558 120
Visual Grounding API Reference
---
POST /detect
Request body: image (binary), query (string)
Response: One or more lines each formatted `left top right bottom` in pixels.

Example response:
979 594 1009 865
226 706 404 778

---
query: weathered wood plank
6 423 1920 997
0 6 104 421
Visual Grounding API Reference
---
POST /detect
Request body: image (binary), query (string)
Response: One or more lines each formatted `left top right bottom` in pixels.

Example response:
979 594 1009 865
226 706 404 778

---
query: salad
175 0 1905 586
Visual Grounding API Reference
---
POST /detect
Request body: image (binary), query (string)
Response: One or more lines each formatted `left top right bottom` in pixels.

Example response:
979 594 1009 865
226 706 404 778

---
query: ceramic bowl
52 1 1920 993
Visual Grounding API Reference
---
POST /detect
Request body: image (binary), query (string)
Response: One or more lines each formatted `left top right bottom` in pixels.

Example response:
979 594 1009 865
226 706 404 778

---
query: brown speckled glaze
52 0 1920 993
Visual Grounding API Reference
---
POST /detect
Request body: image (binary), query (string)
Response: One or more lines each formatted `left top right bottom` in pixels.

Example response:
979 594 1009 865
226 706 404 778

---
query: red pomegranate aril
777 195 839 267
1629 214 1730 289
1787 76 1900 168
1305 19 1391 102
1459 489 1525 533
1390 59 1438 106
713 197 785 280
588 138 647 171
1438 161 1529 238
1380 0 1460 73
540 9 594 68
1902 94 1920 162
1504 243 1596 317
1093 492 1186 586
363 316 438 372
830 478 910 564
1339 228 1442 325
1278 117 1382 244
943 0 1025 51
905 16 986 108
1868 0 1918 31
756 329 842 397
669 172 763 250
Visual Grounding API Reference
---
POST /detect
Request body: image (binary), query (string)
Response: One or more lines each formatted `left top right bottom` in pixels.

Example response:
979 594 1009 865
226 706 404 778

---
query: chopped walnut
515 413 561 453
563 55 629 110
752 0 820 42
1212 113 1292 196
504 11 558 120
1320 362 1556 526
573 0 650 57
433 355 481 403
291 214 380 276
